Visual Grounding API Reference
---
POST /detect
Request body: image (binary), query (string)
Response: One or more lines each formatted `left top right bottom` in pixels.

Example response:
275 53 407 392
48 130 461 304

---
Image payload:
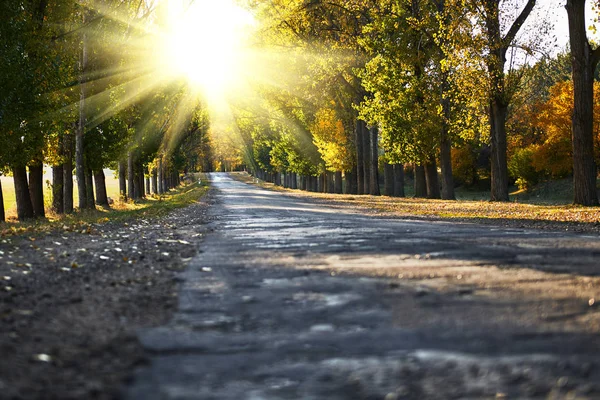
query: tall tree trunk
164 167 170 191
489 101 509 201
145 174 150 195
137 163 144 198
133 163 141 199
394 164 405 197
158 157 164 194
28 161 45 218
424 158 441 199
94 169 109 207
483 0 536 201
118 160 127 200
13 164 34 220
414 164 427 198
566 0 599 206
127 152 135 199
355 120 365 195
326 171 335 193
369 127 380 195
0 179 5 222
345 170 357 194
85 166 95 209
76 12 89 210
384 163 394 196
63 131 74 213
362 123 371 194
152 168 158 194
440 80 456 200
52 164 64 214
334 171 343 194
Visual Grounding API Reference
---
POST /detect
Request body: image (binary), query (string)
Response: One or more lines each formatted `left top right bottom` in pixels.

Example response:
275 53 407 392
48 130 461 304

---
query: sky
526 0 599 55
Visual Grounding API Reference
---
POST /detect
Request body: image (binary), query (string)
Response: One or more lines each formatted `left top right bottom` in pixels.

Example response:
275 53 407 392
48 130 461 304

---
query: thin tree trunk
128 152 135 199
63 131 74 213
424 158 441 199
355 120 365 195
566 0 599 206
52 164 64 214
152 169 158 194
138 163 145 198
133 162 141 199
370 127 380 196
490 102 509 201
13 164 34 220
483 0 535 201
414 164 427 198
118 160 127 200
146 174 150 195
384 163 394 196
158 158 164 194
327 171 335 193
76 12 88 210
334 171 343 194
164 167 170 191
85 166 95 208
394 164 405 197
362 123 371 194
28 162 45 218
345 170 357 194
0 179 5 222
94 169 109 207
440 82 456 200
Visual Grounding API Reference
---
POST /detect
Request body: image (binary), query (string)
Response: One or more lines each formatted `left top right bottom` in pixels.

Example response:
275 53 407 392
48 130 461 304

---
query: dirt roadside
0 189 213 400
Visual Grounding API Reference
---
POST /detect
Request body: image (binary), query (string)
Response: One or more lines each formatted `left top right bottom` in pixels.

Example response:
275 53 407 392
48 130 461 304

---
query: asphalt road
126 173 600 400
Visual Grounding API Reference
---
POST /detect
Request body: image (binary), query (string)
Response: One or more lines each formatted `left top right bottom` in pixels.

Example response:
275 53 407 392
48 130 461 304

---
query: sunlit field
1 169 121 219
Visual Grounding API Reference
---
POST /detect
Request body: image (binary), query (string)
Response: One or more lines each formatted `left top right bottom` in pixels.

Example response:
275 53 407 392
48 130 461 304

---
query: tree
480 0 536 201
566 0 600 205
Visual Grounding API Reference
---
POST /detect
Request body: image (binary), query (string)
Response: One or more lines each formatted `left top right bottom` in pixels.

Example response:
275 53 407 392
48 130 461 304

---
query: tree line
0 0 212 222
232 0 600 206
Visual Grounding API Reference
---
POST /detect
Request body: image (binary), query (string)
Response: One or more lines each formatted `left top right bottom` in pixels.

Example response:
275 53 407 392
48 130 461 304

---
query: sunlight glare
159 0 255 96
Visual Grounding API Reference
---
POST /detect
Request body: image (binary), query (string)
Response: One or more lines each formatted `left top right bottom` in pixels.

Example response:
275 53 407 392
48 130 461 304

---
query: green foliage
508 148 539 191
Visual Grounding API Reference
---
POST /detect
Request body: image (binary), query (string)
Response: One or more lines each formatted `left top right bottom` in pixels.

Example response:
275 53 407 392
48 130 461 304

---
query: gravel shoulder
0 188 214 400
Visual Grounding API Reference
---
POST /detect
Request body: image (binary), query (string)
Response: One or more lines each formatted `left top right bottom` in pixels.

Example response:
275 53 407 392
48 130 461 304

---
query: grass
0 175 209 237
231 172 600 227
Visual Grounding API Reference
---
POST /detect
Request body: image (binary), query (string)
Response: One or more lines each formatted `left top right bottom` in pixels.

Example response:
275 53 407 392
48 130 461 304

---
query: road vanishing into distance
126 173 600 399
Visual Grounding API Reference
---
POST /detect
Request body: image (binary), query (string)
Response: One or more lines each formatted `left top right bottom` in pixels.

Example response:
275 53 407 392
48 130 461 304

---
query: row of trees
232 0 600 206
0 0 212 222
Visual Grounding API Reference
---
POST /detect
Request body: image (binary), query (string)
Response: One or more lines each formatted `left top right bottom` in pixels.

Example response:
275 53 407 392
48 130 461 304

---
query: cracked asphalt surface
125 173 600 399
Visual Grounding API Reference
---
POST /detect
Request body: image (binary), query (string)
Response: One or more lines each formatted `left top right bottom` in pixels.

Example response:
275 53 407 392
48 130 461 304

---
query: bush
451 146 478 186
508 147 540 191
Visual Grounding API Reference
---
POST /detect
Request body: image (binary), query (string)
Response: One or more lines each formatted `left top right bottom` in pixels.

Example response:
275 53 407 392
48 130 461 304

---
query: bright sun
158 0 255 96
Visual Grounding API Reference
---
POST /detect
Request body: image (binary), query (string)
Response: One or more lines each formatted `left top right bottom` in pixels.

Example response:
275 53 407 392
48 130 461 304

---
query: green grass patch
1 170 122 219
0 178 209 237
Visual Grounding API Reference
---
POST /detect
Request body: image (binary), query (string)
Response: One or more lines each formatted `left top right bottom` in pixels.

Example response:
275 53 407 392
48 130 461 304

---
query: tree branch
503 0 536 48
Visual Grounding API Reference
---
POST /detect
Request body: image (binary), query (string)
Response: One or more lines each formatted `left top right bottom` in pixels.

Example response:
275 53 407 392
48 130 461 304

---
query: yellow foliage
526 80 600 178
311 108 353 172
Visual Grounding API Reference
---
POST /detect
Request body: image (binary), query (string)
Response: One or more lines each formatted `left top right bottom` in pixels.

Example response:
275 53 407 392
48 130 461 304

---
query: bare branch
503 0 536 49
